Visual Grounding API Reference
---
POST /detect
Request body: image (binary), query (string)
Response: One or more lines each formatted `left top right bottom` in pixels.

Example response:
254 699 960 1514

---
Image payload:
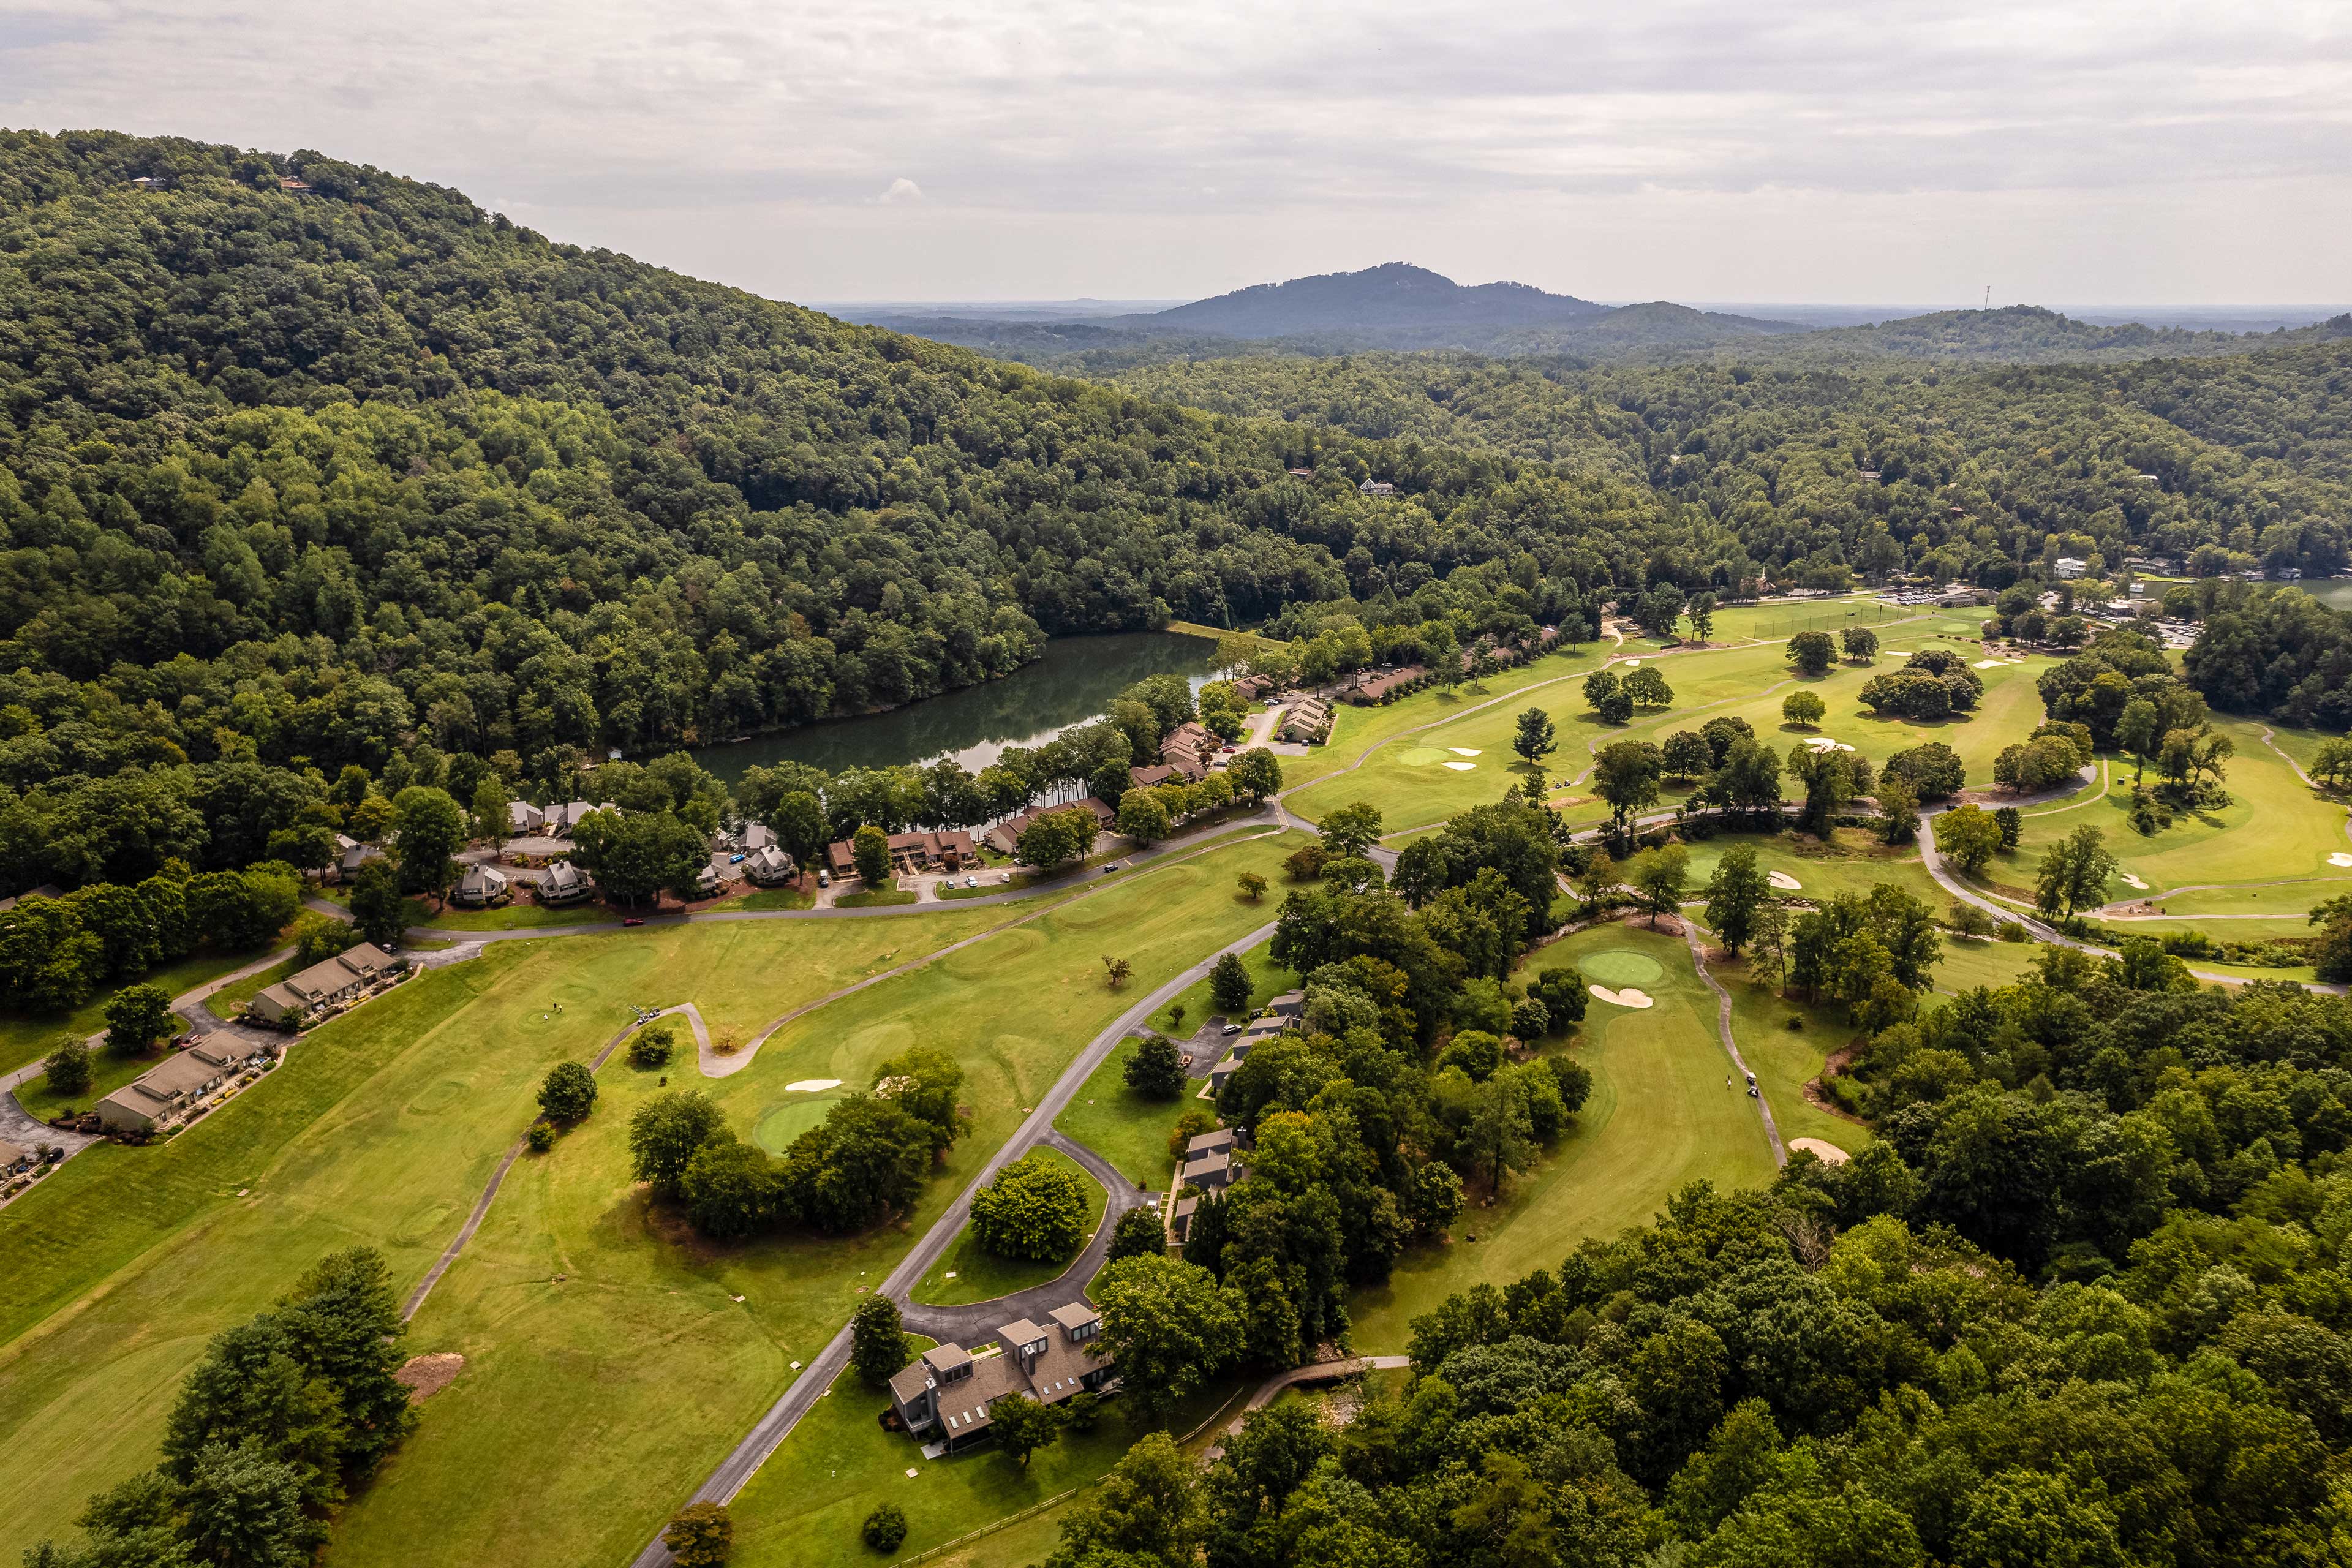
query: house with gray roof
249 944 401 1025
95 1048 239 1132
452 863 511 908
537 860 592 904
1186 1128 1236 1160
887 1300 1115 1453
1180 1147 1237 1190
742 845 798 886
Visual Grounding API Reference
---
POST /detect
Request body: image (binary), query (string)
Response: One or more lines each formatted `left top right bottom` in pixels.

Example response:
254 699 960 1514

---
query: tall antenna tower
1984 285 1991 309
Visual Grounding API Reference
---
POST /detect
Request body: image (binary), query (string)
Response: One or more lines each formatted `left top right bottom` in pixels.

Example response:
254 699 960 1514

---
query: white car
965 875 979 888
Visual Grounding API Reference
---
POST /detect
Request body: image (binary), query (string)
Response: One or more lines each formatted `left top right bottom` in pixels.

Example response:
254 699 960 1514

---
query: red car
622 917 645 927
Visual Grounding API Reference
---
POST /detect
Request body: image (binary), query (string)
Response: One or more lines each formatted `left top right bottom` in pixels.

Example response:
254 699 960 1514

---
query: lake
690 631 1226 782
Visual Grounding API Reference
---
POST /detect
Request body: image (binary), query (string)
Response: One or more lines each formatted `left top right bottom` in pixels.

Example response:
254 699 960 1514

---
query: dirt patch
1801 1046 1871 1126
394 1353 465 1404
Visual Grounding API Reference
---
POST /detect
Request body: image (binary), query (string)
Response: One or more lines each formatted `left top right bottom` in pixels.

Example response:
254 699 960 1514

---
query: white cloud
1 0 2346 304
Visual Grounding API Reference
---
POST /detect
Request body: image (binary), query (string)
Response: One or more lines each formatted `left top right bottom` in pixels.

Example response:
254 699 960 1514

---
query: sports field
0 831 1304 1568
324 829 1305 1568
1345 922 1786 1351
2003 718 2352 916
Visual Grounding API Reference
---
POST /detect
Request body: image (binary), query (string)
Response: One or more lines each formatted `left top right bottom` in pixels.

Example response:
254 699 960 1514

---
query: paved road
1200 1355 1414 1460
623 921 1282 1568
899 1129 1158 1346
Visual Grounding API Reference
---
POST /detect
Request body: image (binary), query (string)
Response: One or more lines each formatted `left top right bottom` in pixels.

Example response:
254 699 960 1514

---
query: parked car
622 917 644 927
818 872 830 887
729 853 745 864
965 875 979 888
1222 1023 1243 1036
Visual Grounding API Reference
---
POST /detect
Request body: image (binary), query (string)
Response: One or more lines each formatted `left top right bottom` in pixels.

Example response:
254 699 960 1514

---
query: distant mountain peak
1139 262 1605 341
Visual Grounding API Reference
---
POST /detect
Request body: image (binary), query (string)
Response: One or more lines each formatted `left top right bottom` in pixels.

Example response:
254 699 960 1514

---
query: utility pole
1984 285 1991 309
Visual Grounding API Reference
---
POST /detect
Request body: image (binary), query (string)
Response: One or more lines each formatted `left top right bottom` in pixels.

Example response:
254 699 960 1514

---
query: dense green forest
1111 347 2352 582
7 127 2352 907
1041 944 2352 1568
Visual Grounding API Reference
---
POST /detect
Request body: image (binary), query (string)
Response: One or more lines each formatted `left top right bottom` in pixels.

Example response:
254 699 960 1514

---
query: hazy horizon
812 290 2350 336
6 0 2346 306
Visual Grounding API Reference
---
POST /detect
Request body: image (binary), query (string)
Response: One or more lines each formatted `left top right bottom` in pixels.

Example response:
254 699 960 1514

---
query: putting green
1578 950 1664 987
1400 747 1452 767
753 1094 845 1152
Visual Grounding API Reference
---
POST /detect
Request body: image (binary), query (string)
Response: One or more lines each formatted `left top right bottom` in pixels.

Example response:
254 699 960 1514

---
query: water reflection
690 631 1225 782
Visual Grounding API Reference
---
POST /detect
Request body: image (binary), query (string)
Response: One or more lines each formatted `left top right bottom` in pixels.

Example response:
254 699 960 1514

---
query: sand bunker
784 1078 842 1093
1883 649 1911 656
2119 872 2149 889
1623 658 1642 666
2332 853 2352 869
1768 870 1803 890
1802 736 1855 753
1443 761 1476 772
1448 747 1481 756
1972 658 2005 668
1588 985 1655 1009
1790 1138 1850 1166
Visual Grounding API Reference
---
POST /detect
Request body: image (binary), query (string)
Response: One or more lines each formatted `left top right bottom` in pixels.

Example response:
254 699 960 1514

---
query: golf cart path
624 920 1280 1568
1918 794 2348 996
1677 920 1786 1166
402 1008 652 1322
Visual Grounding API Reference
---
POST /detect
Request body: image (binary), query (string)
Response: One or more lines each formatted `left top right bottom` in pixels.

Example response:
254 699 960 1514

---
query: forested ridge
1113 346 2352 584
0 127 1705 893
9 126 2352 907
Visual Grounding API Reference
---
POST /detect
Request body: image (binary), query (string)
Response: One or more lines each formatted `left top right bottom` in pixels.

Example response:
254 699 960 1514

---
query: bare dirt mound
395 1352 466 1404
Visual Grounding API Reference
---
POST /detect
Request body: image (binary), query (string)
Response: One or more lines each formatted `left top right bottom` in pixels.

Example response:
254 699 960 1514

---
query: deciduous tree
1705 844 1771 954
1125 1033 1187 1098
971 1153 1090 1261
537 1060 598 1123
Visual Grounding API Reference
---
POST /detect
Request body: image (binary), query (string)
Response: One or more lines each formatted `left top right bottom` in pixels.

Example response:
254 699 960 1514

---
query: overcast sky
6 0 2348 307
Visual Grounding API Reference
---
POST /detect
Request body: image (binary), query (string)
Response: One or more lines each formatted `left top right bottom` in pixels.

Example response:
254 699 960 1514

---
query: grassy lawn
2006 717 2350 914
721 886 817 911
1930 938 2045 993
408 898 624 929
1276 649 1608 793
0 949 267 1078
317 829 1307 1568
1346 922 1779 1352
209 956 300 1020
14 1041 174 1123
910 1147 1108 1306
835 889 921 909
0 910 1019 1560
723 1357 1243 1568
1286 653 1609 826
1677 827 1951 912
1145 941 1297 1039
1708 951 1877 1155
1053 1039 1204 1189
